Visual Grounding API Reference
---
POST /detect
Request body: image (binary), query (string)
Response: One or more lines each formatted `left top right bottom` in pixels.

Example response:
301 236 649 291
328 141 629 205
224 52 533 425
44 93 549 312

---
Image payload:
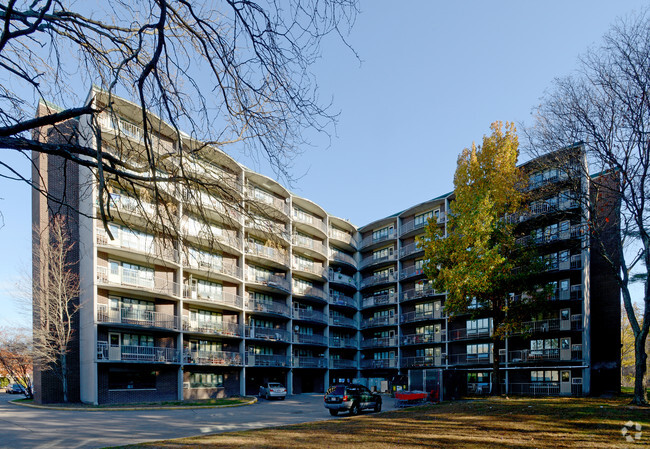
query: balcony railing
328 271 357 288
399 266 425 280
329 293 358 309
183 286 244 309
401 333 446 345
183 350 242 366
329 227 355 247
400 309 444 323
97 113 175 154
292 309 328 324
246 217 289 240
360 315 398 329
330 359 357 369
360 359 398 369
184 256 243 280
97 341 180 363
97 305 179 330
293 356 327 368
359 252 398 269
449 327 492 341
292 333 328 345
97 266 180 297
182 221 242 250
506 349 560 363
400 287 441 302
448 353 493 365
360 272 398 289
399 219 428 237
292 234 327 255
329 315 357 328
245 241 289 266
193 191 241 222
400 242 424 258
245 271 291 292
183 320 243 337
96 227 179 263
329 251 356 267
505 383 561 396
360 232 396 249
245 299 290 317
245 186 290 216
245 353 291 367
360 337 398 349
329 337 357 348
292 262 328 278
293 211 328 234
292 286 328 302
245 326 291 343
401 355 445 368
361 294 398 309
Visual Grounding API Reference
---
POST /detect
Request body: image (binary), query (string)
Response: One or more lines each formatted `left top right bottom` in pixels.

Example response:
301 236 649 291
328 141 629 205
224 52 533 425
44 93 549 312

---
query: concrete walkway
0 393 396 449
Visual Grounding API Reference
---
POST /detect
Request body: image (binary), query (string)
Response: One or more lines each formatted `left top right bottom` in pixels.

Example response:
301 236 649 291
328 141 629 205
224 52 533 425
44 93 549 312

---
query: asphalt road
0 392 397 449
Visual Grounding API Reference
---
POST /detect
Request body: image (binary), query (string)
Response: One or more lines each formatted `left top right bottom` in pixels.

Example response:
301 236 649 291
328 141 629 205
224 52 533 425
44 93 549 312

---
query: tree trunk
632 328 649 405
491 336 502 396
61 353 68 403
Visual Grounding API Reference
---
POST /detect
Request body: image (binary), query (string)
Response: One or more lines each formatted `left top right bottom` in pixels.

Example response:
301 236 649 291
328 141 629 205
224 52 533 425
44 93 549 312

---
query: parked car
6 383 25 394
259 382 287 400
324 384 382 416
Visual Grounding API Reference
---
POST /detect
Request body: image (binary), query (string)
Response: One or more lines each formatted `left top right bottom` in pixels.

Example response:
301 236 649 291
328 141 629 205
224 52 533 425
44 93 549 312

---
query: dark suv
324 384 382 416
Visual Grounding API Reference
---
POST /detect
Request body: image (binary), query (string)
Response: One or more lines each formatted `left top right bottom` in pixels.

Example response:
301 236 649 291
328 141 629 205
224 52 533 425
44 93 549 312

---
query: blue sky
0 0 647 326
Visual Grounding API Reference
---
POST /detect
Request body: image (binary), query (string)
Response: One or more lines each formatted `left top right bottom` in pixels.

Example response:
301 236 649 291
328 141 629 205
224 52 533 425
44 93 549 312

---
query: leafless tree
32 215 79 403
525 9 650 405
0 0 358 242
0 327 34 398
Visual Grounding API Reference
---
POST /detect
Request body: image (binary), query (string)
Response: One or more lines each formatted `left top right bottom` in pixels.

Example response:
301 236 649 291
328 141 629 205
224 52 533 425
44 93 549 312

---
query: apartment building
32 89 620 404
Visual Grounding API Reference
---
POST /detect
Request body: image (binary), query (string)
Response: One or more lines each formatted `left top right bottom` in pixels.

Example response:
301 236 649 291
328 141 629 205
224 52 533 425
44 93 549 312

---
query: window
250 318 275 328
296 326 313 335
189 372 223 388
248 264 272 281
188 247 222 270
415 279 432 293
372 225 394 241
531 370 559 382
373 246 394 260
108 368 156 390
249 345 273 355
293 254 314 271
414 259 424 270
250 291 274 304
544 253 558 271
293 277 313 292
196 279 223 300
373 351 394 360
467 318 491 335
416 324 434 335
122 333 154 347
189 340 221 353
374 267 394 279
415 302 434 316
544 223 558 242
109 260 154 288
467 343 491 359
414 210 435 227
416 347 437 357
373 308 394 319
253 186 273 204
190 308 222 325
468 372 490 384
530 338 558 351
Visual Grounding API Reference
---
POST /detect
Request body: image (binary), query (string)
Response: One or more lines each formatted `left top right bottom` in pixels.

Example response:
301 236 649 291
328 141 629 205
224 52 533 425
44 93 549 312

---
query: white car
259 382 287 400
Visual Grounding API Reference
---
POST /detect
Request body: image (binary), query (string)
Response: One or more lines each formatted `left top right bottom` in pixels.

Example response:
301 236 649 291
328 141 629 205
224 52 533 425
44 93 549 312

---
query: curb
9 396 258 411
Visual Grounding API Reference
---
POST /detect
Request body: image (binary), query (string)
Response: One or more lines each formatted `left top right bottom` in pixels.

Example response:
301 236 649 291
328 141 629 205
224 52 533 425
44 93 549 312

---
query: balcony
292 262 328 279
183 350 242 366
97 341 180 363
183 320 243 337
360 359 398 369
245 186 290 217
329 315 357 328
328 271 357 289
400 242 424 259
449 327 492 341
246 217 290 241
245 326 291 343
293 356 327 368
329 293 358 309
292 309 328 324
191 191 242 223
402 333 446 345
447 353 493 365
400 309 444 323
505 383 560 396
518 318 560 334
505 349 560 363
245 299 290 317
292 234 327 257
292 286 328 302
360 232 396 250
329 227 356 248
97 266 180 297
329 251 356 267
183 255 243 281
360 315 398 329
399 266 425 280
183 286 244 309
361 294 398 309
330 359 357 369
359 272 398 289
97 305 179 330
245 271 291 293
400 287 442 302
401 355 445 368
245 241 289 266
399 219 427 237
245 353 291 367
360 337 398 349
359 252 398 269
96 227 179 263
97 112 175 154
292 211 328 235
182 220 242 252
329 337 357 349
292 333 328 346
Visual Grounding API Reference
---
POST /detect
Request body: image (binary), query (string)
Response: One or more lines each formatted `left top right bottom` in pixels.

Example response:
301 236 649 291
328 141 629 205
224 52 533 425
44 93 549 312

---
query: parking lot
0 392 398 449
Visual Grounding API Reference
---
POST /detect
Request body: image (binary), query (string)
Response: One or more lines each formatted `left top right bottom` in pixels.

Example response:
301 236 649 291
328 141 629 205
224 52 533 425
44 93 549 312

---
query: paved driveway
0 393 397 449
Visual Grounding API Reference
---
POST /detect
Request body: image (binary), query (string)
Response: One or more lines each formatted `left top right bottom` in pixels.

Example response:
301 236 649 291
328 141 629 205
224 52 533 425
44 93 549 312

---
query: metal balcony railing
329 337 357 348
245 326 291 342
400 309 444 323
399 266 425 280
361 294 398 309
329 315 357 328
360 337 398 349
399 219 428 236
399 242 424 258
449 327 492 341
360 315 398 329
359 252 398 269
184 256 243 280
97 266 180 297
506 349 561 363
97 113 176 154
293 356 327 368
246 217 289 240
329 251 356 267
245 299 290 317
182 221 242 250
97 341 180 363
329 293 358 309
505 383 560 396
245 241 289 265
519 318 560 334
328 271 357 288
360 232 396 249
245 353 291 367
330 359 357 369
183 286 244 309
292 309 328 324
292 262 327 278
97 305 179 330
447 353 493 365
401 355 446 368
183 319 243 337
401 333 446 345
292 333 328 345
96 227 179 263
245 186 290 216
292 286 328 302
193 191 241 222
360 359 398 369
245 271 291 292
360 272 398 289
329 227 355 247
183 350 242 366
400 287 441 302
292 211 328 234
292 234 327 255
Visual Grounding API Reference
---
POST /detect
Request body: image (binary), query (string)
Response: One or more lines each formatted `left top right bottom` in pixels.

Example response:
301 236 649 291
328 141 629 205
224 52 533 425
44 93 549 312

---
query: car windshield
268 383 283 388
327 385 346 395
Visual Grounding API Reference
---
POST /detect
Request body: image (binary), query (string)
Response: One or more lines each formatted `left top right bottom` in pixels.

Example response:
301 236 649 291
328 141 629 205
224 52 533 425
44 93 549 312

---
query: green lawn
110 396 650 449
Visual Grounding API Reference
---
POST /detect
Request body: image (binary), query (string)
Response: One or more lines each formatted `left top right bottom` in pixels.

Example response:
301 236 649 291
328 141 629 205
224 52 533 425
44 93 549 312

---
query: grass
14 397 251 409
111 396 650 449
620 386 650 395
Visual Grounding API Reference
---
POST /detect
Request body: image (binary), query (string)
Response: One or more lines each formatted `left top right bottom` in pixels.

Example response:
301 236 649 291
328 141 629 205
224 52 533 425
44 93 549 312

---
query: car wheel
329 409 338 416
374 401 382 413
280 396 285 400
349 402 360 416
